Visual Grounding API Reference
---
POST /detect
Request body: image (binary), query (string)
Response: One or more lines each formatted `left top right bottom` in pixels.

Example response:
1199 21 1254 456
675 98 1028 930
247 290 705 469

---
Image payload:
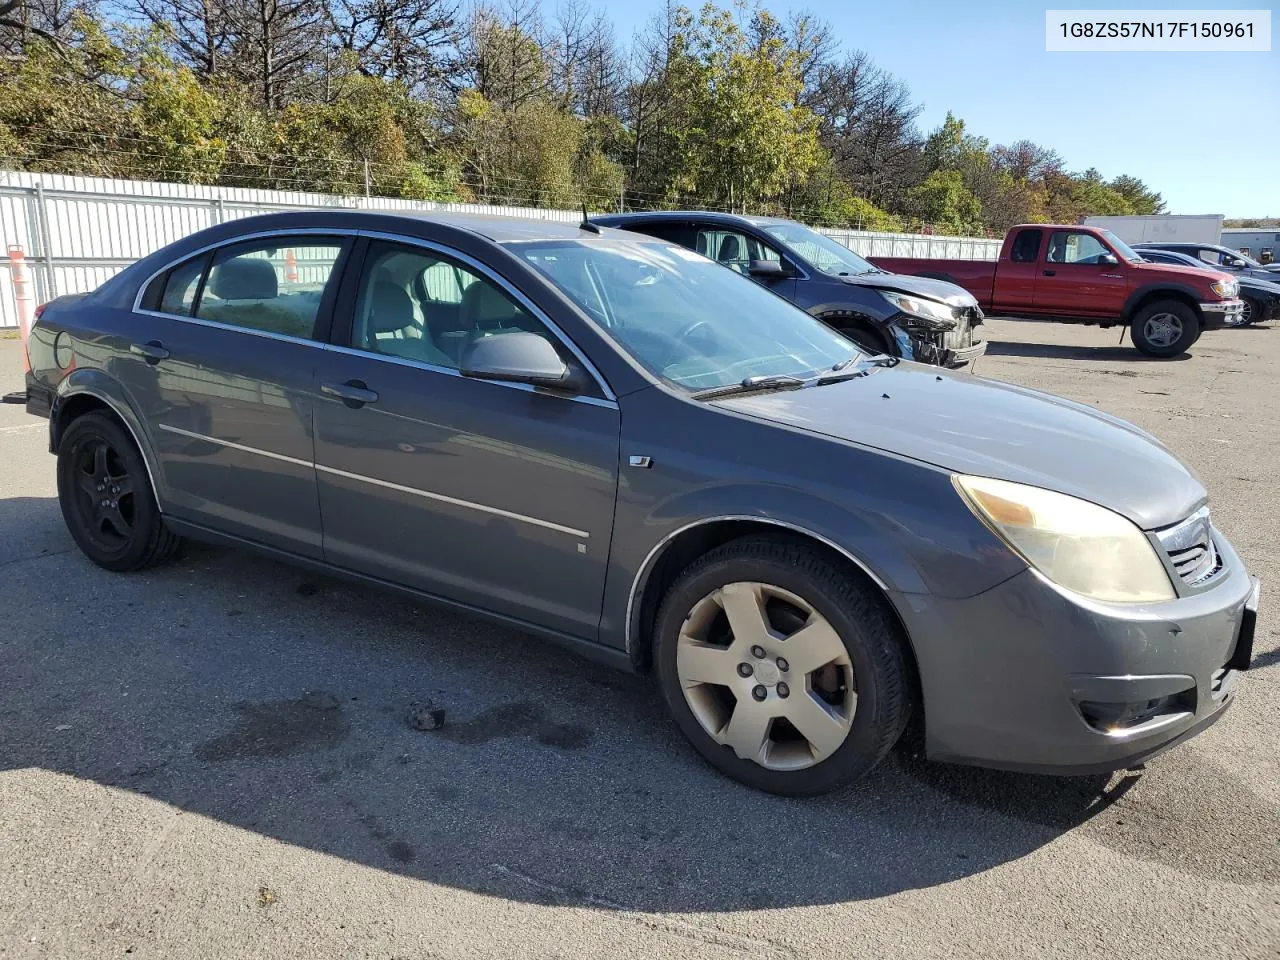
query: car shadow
1 495 1275 915
983 341 1192 362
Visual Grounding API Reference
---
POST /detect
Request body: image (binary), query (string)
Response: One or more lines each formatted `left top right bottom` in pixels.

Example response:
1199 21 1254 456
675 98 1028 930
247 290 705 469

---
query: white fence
0 170 1000 328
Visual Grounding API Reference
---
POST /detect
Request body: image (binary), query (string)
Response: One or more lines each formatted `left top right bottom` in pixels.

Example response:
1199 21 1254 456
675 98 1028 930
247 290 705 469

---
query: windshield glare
1100 230 1143 263
762 223 878 276
515 240 859 391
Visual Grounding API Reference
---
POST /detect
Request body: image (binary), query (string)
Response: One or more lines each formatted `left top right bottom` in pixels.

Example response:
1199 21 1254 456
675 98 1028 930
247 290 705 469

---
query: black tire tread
58 411 182 572
1129 299 1200 358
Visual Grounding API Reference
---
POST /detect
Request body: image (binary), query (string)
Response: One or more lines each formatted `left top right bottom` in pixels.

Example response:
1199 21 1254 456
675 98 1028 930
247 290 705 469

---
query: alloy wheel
675 581 856 771
70 436 137 550
1240 299 1253 325
1143 312 1182 348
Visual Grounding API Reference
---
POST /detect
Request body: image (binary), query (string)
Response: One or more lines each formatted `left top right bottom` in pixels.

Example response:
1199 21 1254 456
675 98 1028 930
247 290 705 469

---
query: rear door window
194 238 345 339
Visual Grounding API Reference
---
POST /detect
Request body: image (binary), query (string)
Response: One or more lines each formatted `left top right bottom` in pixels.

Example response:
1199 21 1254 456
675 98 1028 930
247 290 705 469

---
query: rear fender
52 368 168 506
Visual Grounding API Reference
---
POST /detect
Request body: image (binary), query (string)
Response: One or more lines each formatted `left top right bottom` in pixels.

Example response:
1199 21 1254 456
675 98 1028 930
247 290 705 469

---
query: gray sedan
22 211 1260 795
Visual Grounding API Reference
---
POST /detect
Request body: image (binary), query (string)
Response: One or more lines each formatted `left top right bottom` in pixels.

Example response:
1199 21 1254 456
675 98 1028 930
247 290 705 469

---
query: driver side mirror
1098 253 1118 266
748 259 788 281
460 332 582 392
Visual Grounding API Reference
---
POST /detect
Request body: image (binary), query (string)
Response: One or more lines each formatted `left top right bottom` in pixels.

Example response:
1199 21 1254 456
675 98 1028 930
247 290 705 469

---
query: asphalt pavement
0 321 1277 959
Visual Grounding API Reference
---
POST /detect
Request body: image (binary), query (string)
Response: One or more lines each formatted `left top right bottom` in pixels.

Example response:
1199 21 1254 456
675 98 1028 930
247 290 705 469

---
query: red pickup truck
874 224 1244 357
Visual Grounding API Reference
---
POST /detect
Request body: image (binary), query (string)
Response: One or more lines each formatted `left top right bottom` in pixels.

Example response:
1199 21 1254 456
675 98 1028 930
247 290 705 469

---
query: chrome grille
1156 507 1223 586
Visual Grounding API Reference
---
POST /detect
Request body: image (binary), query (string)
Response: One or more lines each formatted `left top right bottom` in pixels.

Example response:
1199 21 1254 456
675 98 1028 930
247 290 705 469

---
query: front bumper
894 531 1259 775
1201 298 1244 329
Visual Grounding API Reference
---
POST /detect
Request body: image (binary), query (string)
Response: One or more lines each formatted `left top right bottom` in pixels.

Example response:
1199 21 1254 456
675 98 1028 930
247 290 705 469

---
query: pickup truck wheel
653 536 910 796
1130 300 1200 358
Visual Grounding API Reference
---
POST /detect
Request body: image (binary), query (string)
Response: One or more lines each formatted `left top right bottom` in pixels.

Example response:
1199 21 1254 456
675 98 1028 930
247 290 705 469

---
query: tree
223 0 326 108
325 0 459 94
1109 174 1165 215
808 50 922 210
125 0 233 78
907 170 981 234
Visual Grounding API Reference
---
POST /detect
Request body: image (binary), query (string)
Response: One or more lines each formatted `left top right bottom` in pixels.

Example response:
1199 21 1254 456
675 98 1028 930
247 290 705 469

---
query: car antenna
579 203 601 235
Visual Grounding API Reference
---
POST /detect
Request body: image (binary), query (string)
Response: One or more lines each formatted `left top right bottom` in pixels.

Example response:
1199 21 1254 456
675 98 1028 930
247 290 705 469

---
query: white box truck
1083 214 1224 245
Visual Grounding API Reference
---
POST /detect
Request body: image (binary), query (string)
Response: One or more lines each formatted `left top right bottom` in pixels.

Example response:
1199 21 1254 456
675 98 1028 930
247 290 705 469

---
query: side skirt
163 517 635 674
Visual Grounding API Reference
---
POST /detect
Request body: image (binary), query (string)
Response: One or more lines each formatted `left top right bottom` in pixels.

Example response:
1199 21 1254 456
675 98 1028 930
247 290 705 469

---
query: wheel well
1125 290 1201 326
629 520 923 723
50 393 114 452
817 311 891 352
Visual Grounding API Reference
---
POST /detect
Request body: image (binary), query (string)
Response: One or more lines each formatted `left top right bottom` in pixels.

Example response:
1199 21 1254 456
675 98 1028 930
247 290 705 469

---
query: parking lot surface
1 321 1277 960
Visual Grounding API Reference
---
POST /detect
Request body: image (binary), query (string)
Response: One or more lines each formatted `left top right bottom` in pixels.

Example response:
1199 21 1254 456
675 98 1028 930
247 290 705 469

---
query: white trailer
1083 214 1224 245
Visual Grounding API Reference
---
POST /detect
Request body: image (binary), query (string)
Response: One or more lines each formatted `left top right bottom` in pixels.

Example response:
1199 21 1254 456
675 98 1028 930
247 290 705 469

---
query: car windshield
1100 230 1144 263
514 239 860 391
761 222 878 276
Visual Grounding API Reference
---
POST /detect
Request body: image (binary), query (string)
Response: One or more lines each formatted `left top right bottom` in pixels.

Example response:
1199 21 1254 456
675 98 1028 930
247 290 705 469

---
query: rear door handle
130 340 169 364
321 379 379 408
1042 270 1056 277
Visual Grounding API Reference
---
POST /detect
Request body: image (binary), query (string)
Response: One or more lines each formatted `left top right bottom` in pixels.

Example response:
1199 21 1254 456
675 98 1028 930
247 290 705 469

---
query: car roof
204 209 643 245
369 210 641 243
1133 241 1227 251
591 210 799 229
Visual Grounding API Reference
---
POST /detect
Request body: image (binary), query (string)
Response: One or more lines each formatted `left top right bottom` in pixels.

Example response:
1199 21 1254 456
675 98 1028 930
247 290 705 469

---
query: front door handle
321 379 379 408
130 340 170 364
1042 270 1056 277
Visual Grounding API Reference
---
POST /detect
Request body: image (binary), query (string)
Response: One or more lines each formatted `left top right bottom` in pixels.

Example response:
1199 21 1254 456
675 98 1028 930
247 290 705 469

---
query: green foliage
907 170 982 234
0 0 1171 234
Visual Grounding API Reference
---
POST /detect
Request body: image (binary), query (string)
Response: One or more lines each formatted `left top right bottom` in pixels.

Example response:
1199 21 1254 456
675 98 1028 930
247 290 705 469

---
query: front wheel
1130 300 1200 358
653 537 911 796
57 411 181 572
1239 296 1260 326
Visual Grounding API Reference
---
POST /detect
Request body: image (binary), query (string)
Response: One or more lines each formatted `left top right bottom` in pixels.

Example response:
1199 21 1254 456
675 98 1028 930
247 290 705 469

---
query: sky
603 0 1279 218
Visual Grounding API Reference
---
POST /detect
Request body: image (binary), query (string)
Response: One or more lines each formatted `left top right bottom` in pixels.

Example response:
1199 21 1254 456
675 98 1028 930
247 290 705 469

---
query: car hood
714 364 1204 530
839 271 978 308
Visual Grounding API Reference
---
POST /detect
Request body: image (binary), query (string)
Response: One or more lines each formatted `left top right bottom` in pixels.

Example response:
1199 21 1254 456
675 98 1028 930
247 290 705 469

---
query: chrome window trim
131 228 359 314
356 229 617 402
133 310 322 348
315 342 618 409
129 226 619 409
624 516 889 655
154 424 591 539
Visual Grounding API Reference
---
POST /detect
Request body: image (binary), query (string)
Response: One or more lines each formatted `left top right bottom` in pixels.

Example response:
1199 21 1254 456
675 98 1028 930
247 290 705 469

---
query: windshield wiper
691 374 809 401
815 354 899 384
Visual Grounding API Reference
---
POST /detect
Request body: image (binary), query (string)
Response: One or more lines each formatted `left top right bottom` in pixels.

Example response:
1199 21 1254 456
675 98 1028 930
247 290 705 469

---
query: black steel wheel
57 411 181 571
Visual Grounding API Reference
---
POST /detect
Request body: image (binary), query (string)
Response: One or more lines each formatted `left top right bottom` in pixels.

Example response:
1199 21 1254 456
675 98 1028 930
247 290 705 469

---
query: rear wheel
654 537 911 796
1130 300 1200 358
57 411 181 571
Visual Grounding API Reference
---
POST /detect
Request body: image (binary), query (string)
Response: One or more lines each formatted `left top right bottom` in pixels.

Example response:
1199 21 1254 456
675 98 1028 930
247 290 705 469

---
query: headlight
1210 278 1239 298
879 290 957 330
953 475 1175 604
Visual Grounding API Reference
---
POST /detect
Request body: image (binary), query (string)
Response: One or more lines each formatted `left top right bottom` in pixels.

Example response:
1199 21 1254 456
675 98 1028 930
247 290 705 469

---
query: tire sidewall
1131 301 1199 358
1241 296 1260 326
654 546 902 795
57 413 161 571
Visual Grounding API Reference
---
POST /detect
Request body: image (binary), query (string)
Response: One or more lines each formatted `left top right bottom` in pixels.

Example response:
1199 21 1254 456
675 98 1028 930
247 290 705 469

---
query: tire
1129 300 1201 358
653 536 911 796
1239 296 1260 326
57 411 181 572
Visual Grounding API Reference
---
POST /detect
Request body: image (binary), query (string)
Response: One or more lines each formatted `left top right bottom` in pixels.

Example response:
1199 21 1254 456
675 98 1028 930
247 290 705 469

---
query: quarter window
351 241 557 370
157 255 207 316
193 239 344 339
1010 229 1042 263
